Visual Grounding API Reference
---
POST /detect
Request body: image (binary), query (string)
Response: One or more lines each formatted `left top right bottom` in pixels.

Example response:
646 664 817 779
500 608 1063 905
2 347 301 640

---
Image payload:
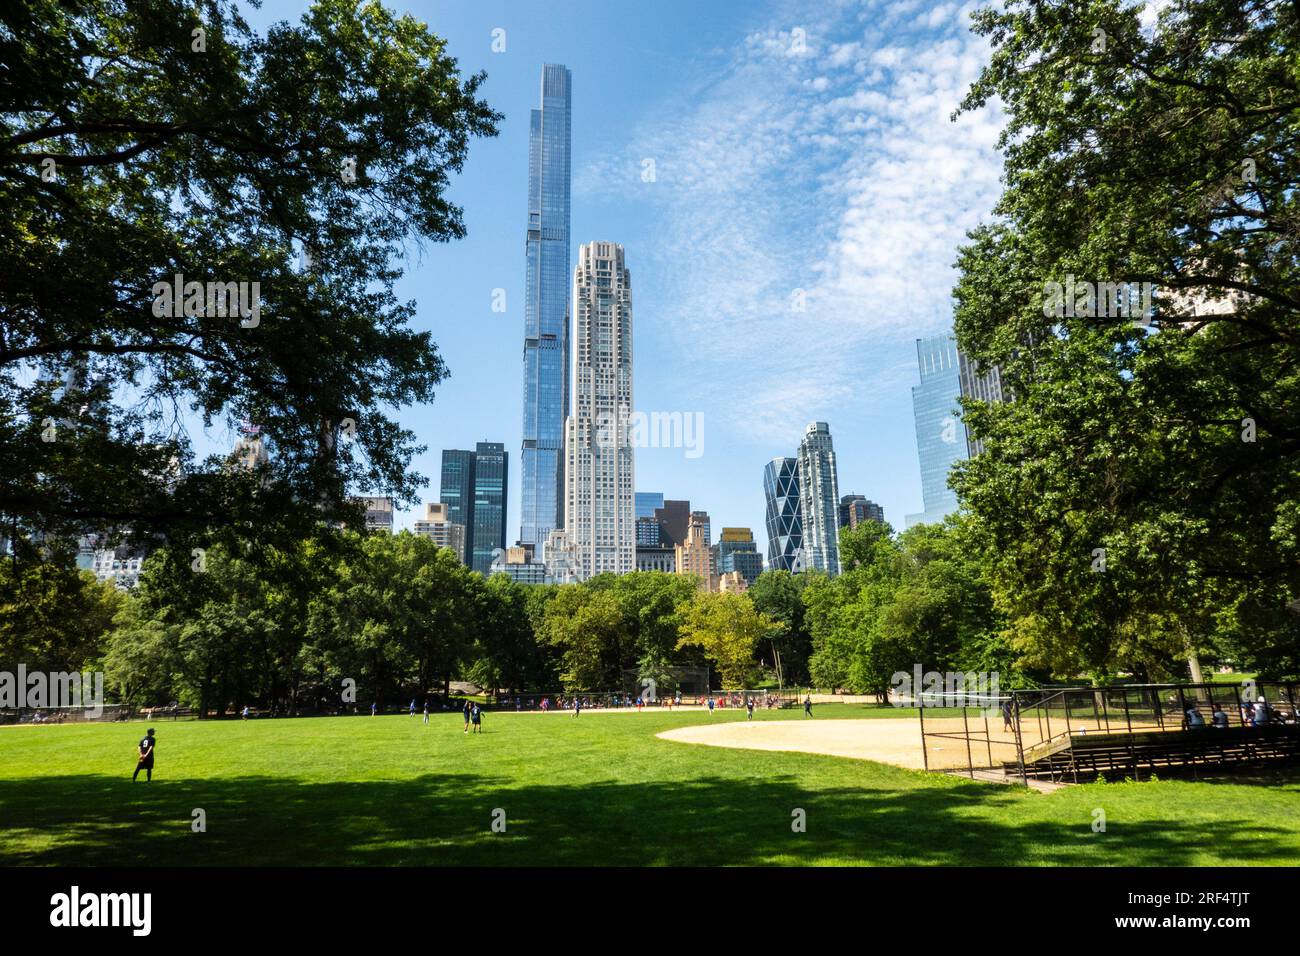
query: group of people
1185 696 1294 729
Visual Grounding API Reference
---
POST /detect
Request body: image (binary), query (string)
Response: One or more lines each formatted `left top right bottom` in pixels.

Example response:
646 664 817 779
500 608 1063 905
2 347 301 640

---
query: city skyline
208 0 1004 563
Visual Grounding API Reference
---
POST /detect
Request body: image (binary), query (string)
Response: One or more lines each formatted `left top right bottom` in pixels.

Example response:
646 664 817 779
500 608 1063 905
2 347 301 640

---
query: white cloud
577 0 1005 447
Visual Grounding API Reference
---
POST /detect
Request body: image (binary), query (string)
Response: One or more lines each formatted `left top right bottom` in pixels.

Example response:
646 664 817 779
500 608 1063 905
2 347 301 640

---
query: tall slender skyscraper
797 422 841 576
906 335 967 527
470 441 508 575
763 457 802 571
520 64 572 548
564 241 635 579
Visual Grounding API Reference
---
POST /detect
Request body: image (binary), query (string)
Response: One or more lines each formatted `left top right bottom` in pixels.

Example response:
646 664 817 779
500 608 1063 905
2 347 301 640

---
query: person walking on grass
132 728 156 782
471 702 483 735
423 701 430 725
804 695 813 718
463 699 472 733
409 699 416 717
707 696 715 716
573 696 582 718
371 702 377 718
746 698 755 721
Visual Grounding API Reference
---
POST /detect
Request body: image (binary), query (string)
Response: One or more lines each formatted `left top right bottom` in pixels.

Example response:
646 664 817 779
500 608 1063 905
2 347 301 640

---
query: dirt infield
657 718 935 769
657 716 1041 771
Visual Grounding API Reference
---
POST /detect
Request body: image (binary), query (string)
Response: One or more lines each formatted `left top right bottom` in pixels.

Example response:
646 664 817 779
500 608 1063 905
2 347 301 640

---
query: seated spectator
1185 704 1205 728
1253 696 1271 726
1210 703 1229 729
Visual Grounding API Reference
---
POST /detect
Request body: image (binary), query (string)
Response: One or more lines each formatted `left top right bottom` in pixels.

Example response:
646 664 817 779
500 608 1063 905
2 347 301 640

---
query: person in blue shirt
1185 704 1206 728
1210 703 1229 728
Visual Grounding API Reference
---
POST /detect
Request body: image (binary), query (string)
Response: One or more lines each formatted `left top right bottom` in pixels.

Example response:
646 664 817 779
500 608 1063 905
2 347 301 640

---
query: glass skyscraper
470 442 508 576
635 492 664 520
763 457 802 571
906 334 968 527
440 449 475 563
520 63 572 548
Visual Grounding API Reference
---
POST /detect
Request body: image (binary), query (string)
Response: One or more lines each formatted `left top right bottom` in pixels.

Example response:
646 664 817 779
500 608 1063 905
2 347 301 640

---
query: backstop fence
919 681 1300 782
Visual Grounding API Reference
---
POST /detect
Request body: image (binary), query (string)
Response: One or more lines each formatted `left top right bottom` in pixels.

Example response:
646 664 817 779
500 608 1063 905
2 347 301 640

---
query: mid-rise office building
675 511 716 590
839 494 885 530
519 64 573 549
654 499 691 549
357 496 394 532
714 527 764 586
413 502 466 558
797 422 841 576
635 492 664 520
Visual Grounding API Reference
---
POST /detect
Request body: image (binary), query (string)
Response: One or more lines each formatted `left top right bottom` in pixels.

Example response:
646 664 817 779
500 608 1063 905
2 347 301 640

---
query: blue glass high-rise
905 334 968 526
519 64 572 547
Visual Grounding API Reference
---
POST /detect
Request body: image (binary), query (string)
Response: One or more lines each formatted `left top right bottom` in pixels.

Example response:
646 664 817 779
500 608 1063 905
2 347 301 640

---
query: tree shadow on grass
0 772 1294 866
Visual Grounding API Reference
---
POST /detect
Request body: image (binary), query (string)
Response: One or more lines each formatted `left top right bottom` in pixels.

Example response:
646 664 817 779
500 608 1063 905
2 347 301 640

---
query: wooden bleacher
1008 724 1300 782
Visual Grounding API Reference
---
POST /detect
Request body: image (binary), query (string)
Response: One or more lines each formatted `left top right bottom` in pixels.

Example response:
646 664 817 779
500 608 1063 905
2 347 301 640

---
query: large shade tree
952 0 1300 678
0 0 500 559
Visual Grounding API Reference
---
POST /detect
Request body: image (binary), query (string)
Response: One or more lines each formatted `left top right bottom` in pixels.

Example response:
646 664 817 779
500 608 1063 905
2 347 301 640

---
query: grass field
2 706 1298 866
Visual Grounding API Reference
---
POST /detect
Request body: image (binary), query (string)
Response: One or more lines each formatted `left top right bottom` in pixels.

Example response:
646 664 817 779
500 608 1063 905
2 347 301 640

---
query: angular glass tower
763 457 803 571
906 334 968 526
470 442 508 575
520 63 572 548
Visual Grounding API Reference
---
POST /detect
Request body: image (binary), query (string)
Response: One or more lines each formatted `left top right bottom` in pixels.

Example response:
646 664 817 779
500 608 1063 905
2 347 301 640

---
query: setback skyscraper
520 63 572 549
796 422 841 576
439 449 476 563
563 241 635 579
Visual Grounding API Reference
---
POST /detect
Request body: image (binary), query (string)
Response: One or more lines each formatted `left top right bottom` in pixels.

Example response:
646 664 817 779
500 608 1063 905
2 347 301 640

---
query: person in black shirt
132 728 156 782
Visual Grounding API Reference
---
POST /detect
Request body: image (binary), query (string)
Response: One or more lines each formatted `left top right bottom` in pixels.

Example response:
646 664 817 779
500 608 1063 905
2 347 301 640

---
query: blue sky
239 0 1008 553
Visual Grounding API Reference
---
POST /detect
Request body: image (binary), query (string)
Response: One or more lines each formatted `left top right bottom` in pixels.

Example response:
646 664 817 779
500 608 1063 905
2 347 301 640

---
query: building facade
357 496 394 532
413 502 466 559
714 527 763 586
470 441 508 576
796 422 841 576
763 457 802 572
563 241 635 580
957 352 1007 459
839 494 885 530
519 64 573 549
675 511 716 590
439 449 475 562
906 335 968 527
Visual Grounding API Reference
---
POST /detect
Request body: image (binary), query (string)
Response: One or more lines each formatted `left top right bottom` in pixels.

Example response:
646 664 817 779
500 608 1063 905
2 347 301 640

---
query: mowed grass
1 706 1297 866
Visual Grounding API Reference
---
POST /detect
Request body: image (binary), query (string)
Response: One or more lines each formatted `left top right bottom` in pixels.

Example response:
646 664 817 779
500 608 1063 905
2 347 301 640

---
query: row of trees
949 0 1300 680
1 529 803 712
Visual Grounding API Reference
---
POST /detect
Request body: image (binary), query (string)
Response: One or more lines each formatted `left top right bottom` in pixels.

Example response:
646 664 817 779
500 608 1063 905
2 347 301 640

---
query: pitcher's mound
657 718 929 770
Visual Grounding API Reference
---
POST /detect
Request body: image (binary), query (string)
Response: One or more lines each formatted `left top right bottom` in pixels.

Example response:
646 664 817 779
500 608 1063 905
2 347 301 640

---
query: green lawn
1 707 1297 866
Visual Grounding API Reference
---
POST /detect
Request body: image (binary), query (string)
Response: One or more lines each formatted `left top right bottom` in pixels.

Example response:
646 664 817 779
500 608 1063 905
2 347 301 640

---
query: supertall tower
520 63 572 548
564 242 635 579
